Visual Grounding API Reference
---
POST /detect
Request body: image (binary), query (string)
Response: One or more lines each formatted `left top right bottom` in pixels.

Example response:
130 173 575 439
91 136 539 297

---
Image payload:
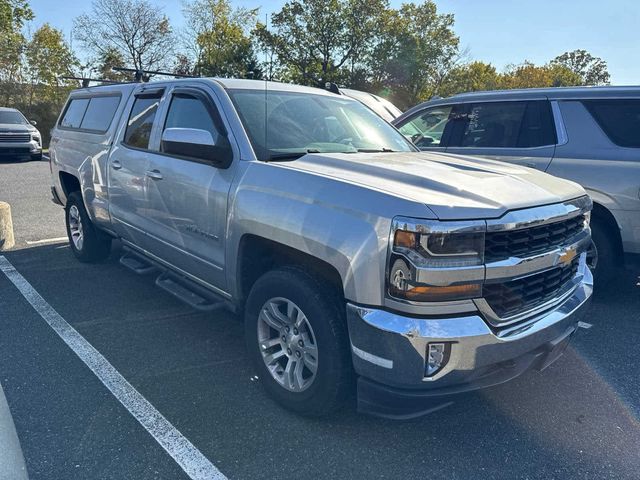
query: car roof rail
112 67 199 83
59 76 129 88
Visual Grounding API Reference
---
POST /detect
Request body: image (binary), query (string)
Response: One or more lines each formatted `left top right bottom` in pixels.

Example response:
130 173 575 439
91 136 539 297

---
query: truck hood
281 151 585 220
0 123 33 133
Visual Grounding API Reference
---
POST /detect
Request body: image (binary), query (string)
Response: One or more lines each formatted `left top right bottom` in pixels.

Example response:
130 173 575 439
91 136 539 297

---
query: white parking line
0 256 227 480
25 237 67 245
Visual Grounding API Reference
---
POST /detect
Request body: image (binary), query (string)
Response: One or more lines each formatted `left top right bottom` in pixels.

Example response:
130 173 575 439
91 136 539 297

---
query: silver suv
49 78 592 418
394 87 640 280
0 107 42 161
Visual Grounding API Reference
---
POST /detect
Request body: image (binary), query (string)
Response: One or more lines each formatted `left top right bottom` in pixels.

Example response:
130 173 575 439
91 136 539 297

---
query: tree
93 47 128 81
73 0 174 74
437 61 500 97
0 0 33 100
256 0 384 86
182 0 261 78
25 23 78 102
500 61 582 89
551 49 610 85
369 1 459 108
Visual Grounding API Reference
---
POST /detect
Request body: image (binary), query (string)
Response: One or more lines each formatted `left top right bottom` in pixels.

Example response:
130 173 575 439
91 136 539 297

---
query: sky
26 0 640 85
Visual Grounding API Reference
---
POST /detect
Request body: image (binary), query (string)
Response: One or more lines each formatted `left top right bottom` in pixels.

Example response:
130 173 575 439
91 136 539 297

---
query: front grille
0 133 30 143
483 256 580 319
485 215 585 262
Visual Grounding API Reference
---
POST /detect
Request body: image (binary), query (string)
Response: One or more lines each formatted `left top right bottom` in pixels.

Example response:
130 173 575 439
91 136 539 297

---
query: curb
0 202 15 251
0 383 28 480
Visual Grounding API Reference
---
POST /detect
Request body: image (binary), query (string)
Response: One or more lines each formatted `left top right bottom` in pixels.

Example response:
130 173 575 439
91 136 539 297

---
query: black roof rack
60 76 127 88
112 67 199 82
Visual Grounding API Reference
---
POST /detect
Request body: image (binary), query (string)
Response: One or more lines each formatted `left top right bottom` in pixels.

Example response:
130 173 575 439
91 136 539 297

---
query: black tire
588 218 619 283
245 267 352 416
30 153 42 161
65 191 112 262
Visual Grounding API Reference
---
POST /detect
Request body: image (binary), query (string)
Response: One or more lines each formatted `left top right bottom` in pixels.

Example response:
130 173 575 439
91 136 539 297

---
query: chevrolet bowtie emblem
558 247 577 266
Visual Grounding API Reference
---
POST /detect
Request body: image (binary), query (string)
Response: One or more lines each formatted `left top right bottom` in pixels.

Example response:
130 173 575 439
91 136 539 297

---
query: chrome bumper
347 261 593 418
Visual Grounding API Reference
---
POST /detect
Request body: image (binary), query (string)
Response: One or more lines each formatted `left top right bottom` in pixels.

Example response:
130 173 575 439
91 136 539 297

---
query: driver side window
398 105 454 149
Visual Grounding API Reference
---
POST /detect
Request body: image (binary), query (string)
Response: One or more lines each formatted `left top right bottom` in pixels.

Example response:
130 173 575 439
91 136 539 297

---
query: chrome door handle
145 169 163 180
525 162 536 169
111 160 122 170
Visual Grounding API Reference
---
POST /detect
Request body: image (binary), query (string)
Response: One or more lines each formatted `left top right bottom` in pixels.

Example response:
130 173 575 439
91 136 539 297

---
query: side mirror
30 120 37 126
161 127 232 168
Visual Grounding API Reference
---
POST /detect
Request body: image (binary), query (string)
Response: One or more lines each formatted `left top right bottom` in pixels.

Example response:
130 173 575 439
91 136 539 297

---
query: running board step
119 251 157 275
155 272 225 311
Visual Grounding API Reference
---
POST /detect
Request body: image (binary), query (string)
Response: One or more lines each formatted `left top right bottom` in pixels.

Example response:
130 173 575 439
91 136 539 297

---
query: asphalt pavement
1 159 639 480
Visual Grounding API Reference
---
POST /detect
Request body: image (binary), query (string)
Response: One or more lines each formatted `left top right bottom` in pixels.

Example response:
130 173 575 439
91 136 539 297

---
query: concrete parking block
0 201 15 251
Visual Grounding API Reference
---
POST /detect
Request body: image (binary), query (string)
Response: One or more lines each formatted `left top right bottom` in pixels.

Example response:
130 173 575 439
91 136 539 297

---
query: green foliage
25 24 78 97
437 61 500 97
500 61 583 89
94 47 128 81
0 0 617 147
551 49 610 85
182 0 261 78
0 0 33 85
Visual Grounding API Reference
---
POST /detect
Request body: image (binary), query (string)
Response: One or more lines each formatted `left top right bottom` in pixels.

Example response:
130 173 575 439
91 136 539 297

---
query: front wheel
587 218 618 283
65 192 112 262
245 267 352 416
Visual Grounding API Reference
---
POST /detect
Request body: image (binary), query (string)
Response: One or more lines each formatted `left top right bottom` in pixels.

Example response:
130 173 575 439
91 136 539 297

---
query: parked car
393 86 640 280
0 107 42 161
340 87 403 122
49 78 593 418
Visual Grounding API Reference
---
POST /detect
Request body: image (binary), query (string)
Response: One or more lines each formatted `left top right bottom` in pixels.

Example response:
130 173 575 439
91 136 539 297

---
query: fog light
426 343 449 377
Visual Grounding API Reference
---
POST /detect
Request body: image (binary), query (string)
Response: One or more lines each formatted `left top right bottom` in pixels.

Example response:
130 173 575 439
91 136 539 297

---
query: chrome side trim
486 196 591 232
351 344 394 369
551 100 569 146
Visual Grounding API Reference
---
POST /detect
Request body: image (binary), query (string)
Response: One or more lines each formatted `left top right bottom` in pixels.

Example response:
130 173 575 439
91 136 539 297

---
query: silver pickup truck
49 78 593 418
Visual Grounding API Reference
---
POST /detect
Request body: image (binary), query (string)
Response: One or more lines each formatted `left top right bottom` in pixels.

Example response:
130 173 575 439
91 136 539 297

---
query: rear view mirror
161 127 232 168
30 120 37 126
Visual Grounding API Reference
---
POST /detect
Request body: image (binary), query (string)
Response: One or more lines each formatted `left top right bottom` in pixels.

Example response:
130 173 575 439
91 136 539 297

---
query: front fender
225 162 433 306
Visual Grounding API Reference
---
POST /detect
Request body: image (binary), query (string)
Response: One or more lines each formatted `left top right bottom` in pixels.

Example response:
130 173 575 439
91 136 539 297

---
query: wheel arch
591 201 624 265
236 234 345 306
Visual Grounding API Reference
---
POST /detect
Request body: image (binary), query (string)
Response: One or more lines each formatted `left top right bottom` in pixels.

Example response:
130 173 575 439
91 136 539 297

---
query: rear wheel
245 267 351 416
65 192 111 262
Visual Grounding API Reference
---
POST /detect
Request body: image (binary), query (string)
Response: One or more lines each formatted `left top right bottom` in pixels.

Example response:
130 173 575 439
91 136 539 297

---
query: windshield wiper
265 149 320 162
355 147 397 153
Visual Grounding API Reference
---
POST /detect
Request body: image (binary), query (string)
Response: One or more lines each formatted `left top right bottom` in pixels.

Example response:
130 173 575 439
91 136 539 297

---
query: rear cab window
582 99 640 148
59 95 121 132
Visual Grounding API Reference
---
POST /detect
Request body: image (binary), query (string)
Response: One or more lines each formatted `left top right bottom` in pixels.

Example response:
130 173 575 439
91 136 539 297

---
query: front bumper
347 262 593 419
0 141 42 158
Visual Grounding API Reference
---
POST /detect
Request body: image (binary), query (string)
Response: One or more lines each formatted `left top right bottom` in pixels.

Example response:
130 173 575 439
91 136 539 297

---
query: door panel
108 91 163 249
107 144 151 247
143 88 233 291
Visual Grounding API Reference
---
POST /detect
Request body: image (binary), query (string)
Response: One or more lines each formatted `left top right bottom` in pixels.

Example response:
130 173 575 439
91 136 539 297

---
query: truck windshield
0 110 28 125
227 89 415 160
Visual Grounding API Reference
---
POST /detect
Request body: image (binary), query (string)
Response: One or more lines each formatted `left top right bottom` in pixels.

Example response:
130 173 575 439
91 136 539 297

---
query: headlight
31 133 41 145
388 218 485 302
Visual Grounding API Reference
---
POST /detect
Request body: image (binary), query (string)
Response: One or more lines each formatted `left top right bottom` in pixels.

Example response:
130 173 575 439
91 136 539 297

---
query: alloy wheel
257 297 318 392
